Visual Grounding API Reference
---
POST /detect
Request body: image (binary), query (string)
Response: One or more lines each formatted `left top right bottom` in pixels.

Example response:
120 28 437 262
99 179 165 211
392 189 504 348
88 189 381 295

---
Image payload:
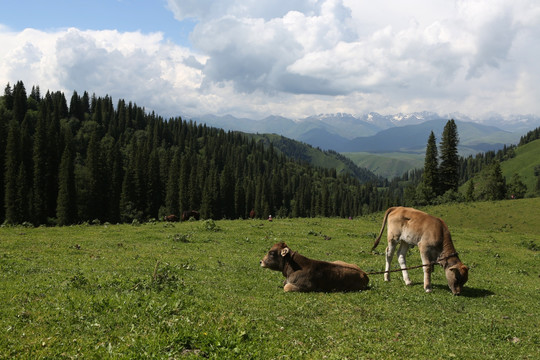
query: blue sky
1 1 540 122
0 0 195 47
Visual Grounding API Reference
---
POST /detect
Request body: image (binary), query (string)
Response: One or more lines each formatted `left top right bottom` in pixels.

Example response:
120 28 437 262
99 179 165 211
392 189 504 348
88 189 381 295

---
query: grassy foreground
1 199 539 359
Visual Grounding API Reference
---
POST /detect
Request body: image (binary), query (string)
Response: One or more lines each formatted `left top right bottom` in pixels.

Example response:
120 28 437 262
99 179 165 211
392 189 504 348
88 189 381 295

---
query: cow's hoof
405 280 412 286
425 288 433 293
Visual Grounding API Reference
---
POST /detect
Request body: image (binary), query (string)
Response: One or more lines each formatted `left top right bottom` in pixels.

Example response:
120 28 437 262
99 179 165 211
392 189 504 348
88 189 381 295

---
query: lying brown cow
260 242 369 292
181 210 200 221
164 214 179 222
372 206 468 295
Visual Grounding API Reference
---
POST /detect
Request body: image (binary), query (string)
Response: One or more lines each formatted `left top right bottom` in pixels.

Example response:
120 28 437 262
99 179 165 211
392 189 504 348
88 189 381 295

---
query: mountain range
193 112 540 154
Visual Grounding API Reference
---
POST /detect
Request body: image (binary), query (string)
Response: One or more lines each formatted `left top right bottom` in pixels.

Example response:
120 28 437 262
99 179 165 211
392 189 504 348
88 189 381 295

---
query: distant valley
193 112 540 178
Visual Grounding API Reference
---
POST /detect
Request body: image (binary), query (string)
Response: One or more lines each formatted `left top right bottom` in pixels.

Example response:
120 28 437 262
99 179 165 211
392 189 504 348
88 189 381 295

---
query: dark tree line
4 81 535 225
403 120 539 205
1 81 397 225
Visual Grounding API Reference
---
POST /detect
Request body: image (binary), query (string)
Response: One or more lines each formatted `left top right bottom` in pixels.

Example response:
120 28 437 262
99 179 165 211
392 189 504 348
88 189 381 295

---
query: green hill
342 152 424 179
499 139 540 196
245 133 381 183
460 139 540 198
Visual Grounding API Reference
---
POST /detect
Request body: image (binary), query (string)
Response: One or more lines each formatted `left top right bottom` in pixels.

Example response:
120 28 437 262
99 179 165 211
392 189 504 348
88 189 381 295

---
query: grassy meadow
1 199 539 359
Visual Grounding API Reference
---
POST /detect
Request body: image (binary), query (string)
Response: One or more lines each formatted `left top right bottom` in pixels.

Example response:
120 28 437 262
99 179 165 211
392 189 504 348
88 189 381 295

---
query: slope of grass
1 200 539 358
500 139 540 196
342 151 424 179
460 139 540 198
249 133 380 182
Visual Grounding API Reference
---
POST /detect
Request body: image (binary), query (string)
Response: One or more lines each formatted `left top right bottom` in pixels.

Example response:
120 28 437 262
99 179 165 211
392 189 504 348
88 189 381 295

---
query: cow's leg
420 251 433 293
283 282 301 292
397 242 412 285
384 240 397 282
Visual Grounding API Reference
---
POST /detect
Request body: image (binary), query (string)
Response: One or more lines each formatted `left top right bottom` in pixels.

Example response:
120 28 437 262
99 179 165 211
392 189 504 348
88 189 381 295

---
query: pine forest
2 81 539 226
0 81 394 226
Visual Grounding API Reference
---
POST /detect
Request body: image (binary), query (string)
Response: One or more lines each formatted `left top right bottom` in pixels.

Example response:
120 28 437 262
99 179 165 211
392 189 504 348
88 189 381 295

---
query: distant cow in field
260 242 369 292
249 209 256 219
182 210 200 221
164 214 179 222
372 206 468 295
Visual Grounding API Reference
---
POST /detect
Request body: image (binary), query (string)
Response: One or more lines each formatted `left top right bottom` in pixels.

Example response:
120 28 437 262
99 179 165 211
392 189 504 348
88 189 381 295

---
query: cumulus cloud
0 27 206 117
1 0 540 119
164 0 540 117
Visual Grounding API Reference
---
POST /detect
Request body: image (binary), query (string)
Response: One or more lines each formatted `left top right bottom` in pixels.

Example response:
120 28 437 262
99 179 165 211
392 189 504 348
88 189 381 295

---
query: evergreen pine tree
85 130 105 221
16 163 31 222
507 173 527 199
466 179 475 202
57 131 77 225
30 85 41 103
219 162 235 219
234 179 246 219
108 141 123 223
422 131 439 198
165 149 180 216
439 119 460 194
200 166 219 219
146 149 161 219
177 152 190 214
46 97 61 218
69 91 84 120
478 161 506 200
12 81 27 124
19 115 34 221
188 156 202 211
4 120 22 224
32 103 49 225
536 173 540 196
119 163 141 223
3 83 14 110
0 106 9 222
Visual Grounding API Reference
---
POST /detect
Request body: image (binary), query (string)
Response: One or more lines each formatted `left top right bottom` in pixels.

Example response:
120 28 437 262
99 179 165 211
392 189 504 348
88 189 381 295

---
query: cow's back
388 207 445 247
300 260 369 292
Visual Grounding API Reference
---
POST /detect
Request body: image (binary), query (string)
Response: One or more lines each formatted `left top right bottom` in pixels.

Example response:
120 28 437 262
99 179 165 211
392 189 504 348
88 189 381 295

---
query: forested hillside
0 81 393 225
245 133 381 183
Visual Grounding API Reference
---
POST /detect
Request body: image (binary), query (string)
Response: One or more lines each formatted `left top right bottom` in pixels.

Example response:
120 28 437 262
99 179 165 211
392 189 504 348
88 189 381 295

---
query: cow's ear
281 247 290 257
448 264 462 277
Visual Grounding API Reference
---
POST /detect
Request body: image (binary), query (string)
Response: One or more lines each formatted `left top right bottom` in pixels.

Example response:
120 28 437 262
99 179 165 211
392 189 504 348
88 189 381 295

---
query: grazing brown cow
164 214 179 222
372 206 469 295
260 242 369 292
181 210 200 221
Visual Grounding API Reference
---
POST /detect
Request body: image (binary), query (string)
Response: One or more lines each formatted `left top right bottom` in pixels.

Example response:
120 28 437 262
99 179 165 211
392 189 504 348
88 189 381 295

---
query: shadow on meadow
460 286 495 298
427 283 495 298
390 282 495 298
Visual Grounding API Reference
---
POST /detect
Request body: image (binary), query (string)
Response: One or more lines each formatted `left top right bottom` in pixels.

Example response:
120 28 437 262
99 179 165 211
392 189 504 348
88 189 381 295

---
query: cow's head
445 263 469 295
260 242 291 271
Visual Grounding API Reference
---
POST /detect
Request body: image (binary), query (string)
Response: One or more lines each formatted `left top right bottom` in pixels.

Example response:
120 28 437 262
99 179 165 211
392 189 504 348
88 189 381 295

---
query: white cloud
1 0 540 120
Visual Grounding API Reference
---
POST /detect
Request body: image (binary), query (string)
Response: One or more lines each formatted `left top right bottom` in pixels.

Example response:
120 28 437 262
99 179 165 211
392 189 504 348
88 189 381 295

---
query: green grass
500 139 540 197
342 151 424 179
1 200 539 359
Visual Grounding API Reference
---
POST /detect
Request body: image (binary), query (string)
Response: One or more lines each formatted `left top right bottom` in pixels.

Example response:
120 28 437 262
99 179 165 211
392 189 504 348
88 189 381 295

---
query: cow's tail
371 207 395 252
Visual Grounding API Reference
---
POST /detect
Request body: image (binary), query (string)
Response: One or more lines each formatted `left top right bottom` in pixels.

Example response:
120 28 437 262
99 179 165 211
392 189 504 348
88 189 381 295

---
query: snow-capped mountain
191 112 540 152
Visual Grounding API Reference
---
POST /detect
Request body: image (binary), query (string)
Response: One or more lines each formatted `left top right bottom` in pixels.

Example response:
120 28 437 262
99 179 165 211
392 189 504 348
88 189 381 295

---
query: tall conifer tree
33 103 49 225
12 81 27 124
439 119 460 194
4 120 21 224
3 83 13 110
57 130 77 225
85 130 104 220
0 107 8 222
165 149 180 216
422 131 439 198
